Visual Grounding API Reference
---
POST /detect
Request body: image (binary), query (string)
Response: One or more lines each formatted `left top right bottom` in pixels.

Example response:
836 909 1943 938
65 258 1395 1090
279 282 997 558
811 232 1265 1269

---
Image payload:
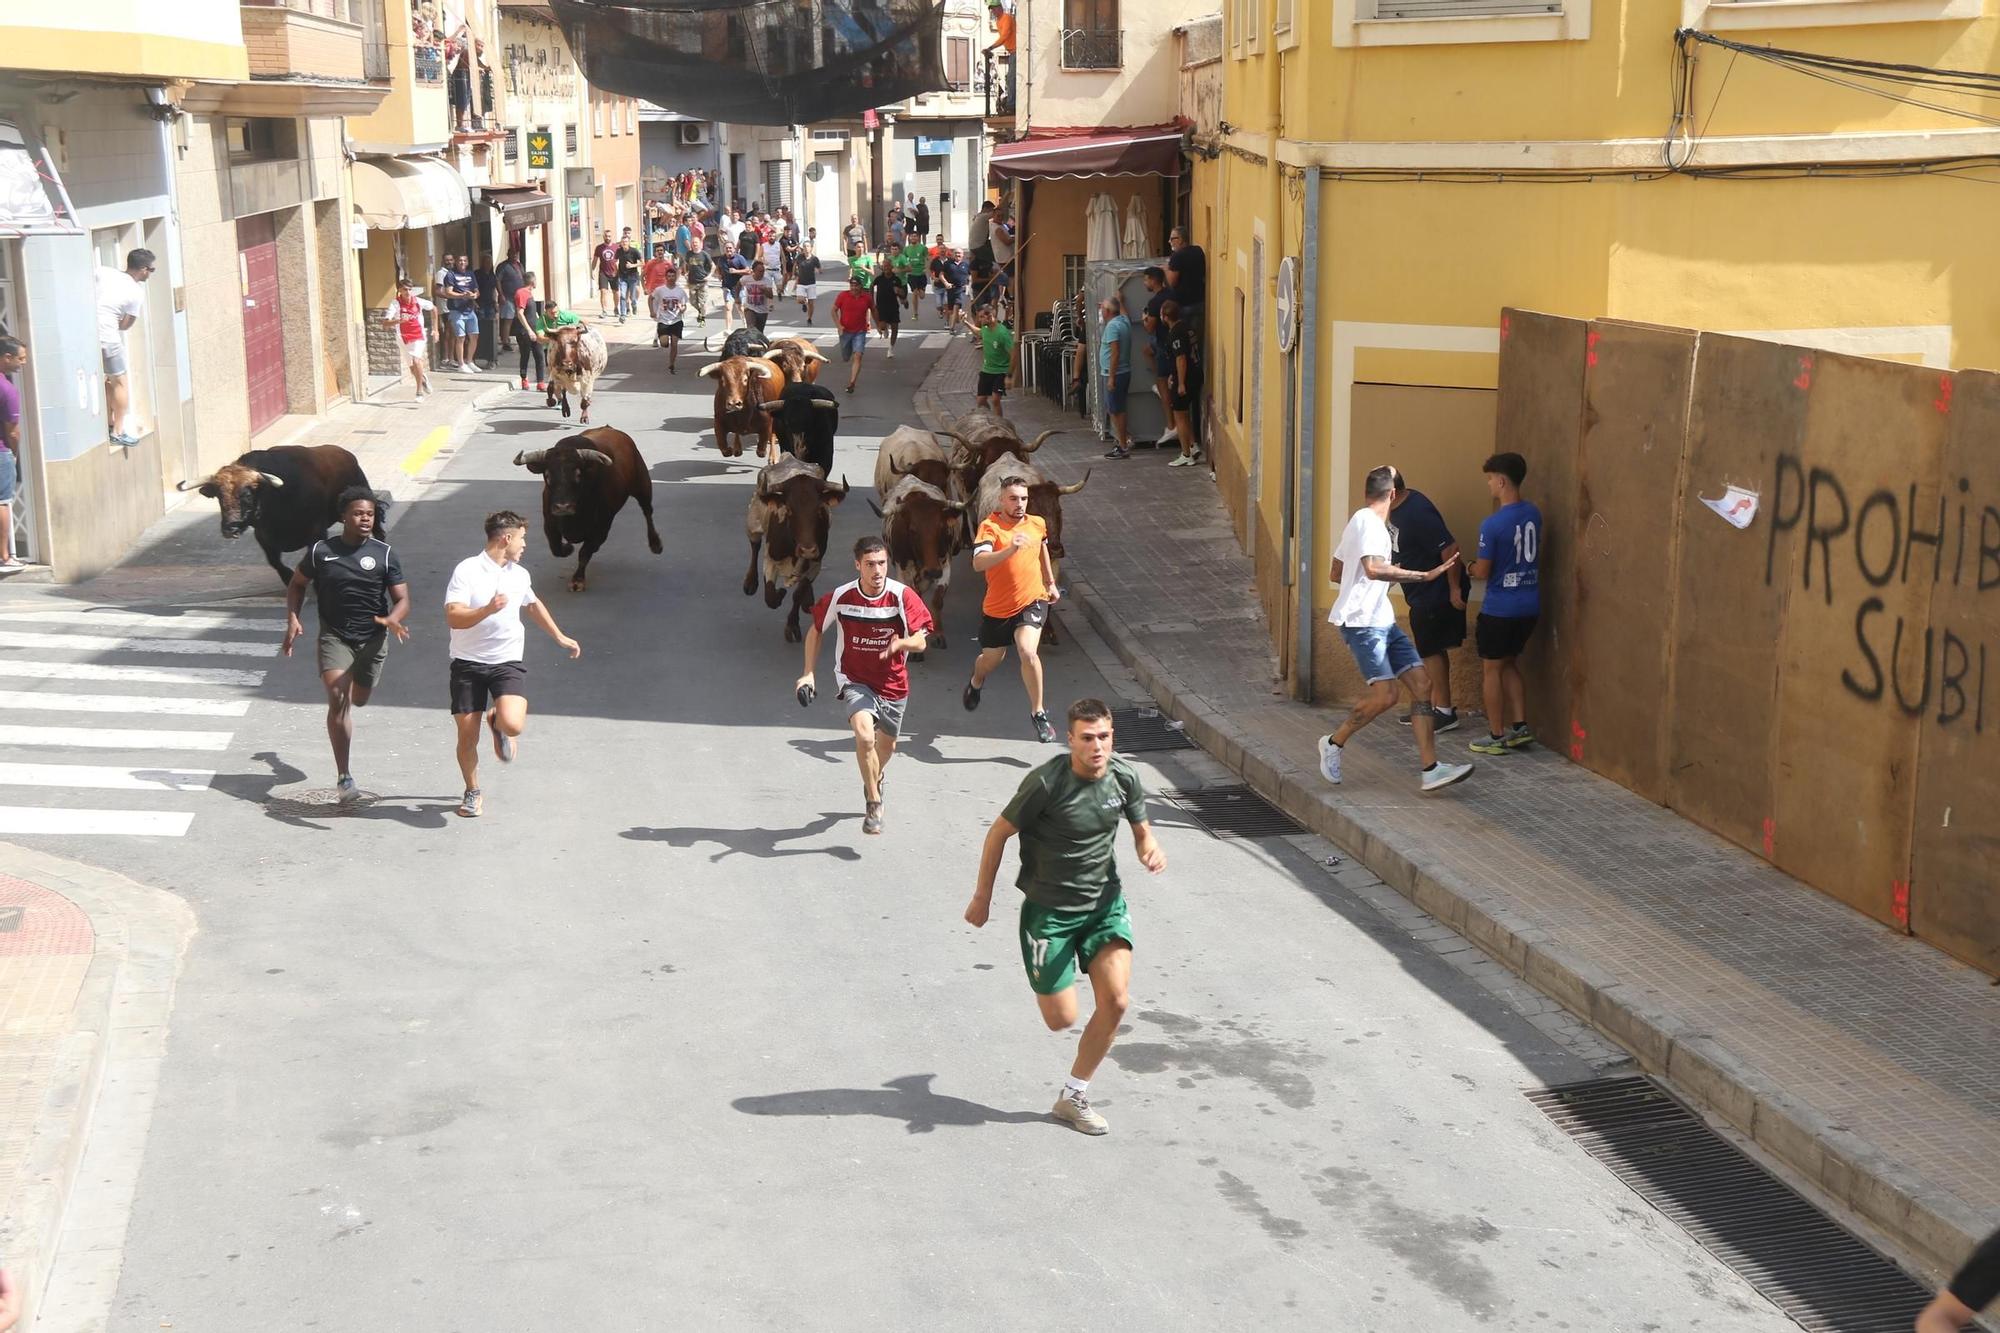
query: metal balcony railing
983 51 1016 117
1060 27 1121 70
413 43 444 85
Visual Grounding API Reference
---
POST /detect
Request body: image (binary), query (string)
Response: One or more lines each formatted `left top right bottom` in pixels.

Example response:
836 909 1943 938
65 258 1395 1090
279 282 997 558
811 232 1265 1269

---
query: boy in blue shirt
1469 451 1541 755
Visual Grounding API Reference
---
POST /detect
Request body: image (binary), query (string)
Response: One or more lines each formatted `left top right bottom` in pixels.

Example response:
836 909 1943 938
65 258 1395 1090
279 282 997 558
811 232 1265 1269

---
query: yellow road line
399 425 451 477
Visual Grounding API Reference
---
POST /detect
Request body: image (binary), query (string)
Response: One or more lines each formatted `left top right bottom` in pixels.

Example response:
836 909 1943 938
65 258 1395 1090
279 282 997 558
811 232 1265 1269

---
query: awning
0 119 79 237
988 127 1184 184
476 185 555 228
352 156 470 231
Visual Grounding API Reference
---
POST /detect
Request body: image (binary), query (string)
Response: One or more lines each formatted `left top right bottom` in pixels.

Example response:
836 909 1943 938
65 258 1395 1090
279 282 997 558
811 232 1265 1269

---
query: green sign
527 131 554 170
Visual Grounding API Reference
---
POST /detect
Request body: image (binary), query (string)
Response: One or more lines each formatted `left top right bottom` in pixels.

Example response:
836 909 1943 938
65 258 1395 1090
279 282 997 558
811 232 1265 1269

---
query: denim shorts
839 331 867 360
445 309 478 336
1104 371 1133 414
0 448 16 504
1339 624 1423 685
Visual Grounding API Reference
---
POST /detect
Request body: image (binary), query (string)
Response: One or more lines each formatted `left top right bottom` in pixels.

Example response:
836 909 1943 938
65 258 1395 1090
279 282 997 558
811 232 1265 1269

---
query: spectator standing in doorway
96 248 153 445
912 195 931 245
1468 451 1543 755
1079 294 1135 459
0 336 25 570
871 249 906 359
443 255 480 373
1389 469 1467 733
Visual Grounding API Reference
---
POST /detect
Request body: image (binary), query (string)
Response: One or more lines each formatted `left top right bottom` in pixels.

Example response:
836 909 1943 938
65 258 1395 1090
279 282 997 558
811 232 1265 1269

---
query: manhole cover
1111 707 1196 753
265 787 381 817
1162 786 1305 839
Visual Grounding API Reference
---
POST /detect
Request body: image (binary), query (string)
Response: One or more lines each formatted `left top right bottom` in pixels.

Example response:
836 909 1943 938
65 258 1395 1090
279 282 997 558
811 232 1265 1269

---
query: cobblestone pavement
918 337 2000 1283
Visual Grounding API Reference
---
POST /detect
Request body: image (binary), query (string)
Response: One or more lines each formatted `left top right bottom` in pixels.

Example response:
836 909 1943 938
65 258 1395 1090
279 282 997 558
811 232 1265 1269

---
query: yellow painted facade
6 4 248 81
1202 0 2000 700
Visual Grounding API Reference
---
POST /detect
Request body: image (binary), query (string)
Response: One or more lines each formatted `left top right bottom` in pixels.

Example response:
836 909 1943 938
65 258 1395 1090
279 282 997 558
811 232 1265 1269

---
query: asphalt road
3 309 1796 1331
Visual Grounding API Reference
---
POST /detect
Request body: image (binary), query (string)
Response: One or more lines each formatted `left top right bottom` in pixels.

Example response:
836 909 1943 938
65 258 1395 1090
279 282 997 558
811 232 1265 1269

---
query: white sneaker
886 345 895 359
1317 734 1342 784
1157 429 1180 447
1421 761 1473 793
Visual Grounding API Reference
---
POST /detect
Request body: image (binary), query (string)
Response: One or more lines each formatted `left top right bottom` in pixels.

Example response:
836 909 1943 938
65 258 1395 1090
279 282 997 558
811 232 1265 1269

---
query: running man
870 249 905 359
974 304 1014 417
1316 464 1474 794
832 271 873 394
793 246 823 323
719 241 751 332
795 535 934 836
384 275 435 399
963 698 1166 1136
282 487 409 803
1917 1226 2000 1332
594 230 620 319
744 259 776 334
650 263 688 372
1468 451 1543 756
443 510 581 818
963 474 1059 743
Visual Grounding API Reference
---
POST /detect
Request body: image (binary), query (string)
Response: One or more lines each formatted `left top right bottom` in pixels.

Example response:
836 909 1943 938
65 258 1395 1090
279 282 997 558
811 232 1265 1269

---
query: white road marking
0 629 278 658
0 659 266 687
0 806 194 836
0 724 233 751
0 608 285 633
0 761 216 791
0 690 250 717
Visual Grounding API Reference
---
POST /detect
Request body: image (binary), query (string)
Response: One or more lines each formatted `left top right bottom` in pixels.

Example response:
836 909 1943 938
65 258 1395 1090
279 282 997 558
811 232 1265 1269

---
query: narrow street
0 314 1793 1330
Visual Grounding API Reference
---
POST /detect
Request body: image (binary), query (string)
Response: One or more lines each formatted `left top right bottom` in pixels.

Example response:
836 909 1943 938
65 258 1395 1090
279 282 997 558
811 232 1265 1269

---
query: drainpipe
1293 165 1320 703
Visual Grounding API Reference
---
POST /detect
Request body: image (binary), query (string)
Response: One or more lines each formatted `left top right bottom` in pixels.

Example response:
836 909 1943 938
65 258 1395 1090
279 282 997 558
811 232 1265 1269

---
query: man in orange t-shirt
963 473 1060 743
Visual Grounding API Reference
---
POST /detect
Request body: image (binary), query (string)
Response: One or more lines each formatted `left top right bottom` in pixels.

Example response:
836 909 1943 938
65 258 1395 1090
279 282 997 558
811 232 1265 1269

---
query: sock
1325 735 1341 748
1423 762 1437 772
1437 707 1456 718
1063 1076 1088 1097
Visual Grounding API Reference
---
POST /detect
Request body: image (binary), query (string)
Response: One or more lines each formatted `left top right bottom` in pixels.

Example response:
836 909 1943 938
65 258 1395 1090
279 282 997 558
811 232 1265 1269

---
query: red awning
988 126 1184 184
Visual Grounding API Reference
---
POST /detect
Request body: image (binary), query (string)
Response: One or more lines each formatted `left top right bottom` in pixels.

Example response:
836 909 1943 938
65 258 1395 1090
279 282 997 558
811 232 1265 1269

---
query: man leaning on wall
96 248 153 446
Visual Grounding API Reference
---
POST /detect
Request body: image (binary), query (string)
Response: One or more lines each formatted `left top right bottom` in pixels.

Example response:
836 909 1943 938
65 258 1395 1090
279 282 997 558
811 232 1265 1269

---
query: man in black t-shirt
1390 470 1469 734
870 253 906 359
1918 1227 2000 1331
1161 301 1203 469
1139 268 1177 449
1166 226 1206 313
283 487 410 803
616 228 644 324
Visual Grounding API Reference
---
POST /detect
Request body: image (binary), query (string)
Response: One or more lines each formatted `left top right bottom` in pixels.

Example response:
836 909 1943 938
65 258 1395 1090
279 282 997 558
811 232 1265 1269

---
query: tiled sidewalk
917 339 2000 1285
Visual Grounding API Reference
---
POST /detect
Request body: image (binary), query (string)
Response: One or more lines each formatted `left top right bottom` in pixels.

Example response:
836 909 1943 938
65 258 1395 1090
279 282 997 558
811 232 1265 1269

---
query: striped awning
989 127 1184 184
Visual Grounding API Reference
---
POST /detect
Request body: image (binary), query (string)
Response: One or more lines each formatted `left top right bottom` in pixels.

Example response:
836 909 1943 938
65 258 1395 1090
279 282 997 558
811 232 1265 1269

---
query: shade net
551 0 947 126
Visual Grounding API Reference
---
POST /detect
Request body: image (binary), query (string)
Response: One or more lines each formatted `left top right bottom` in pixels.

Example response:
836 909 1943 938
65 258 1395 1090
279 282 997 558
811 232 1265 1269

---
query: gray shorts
318 630 389 687
839 683 906 738
101 343 128 376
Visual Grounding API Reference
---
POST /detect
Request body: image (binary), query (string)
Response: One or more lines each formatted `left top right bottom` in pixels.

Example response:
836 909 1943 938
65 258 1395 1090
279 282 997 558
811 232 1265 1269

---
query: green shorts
318 630 389 687
1018 893 1132 995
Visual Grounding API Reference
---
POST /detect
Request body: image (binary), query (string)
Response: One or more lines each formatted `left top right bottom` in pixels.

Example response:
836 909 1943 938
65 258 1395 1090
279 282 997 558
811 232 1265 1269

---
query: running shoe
1104 446 1132 460
1167 453 1197 468
863 800 884 836
490 710 515 763
1156 428 1180 447
457 788 482 818
1031 711 1057 743
962 679 982 711
1422 761 1474 793
1503 724 1537 750
336 774 360 805
519 377 530 390
886 346 895 359
1052 1091 1109 1135
1398 708 1461 733
1468 735 1509 755
1316 734 1342 784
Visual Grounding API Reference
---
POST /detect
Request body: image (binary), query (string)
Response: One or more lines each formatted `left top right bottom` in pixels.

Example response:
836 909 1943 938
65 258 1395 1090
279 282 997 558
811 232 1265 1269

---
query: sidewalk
0 845 191 1331
916 339 2000 1287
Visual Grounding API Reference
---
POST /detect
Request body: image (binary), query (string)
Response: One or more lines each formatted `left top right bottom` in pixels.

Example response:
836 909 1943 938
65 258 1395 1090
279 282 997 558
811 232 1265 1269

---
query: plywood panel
1771 351 1945 927
1572 322 1696 804
1910 368 1999 973
1495 309 1586 738
1666 334 1806 855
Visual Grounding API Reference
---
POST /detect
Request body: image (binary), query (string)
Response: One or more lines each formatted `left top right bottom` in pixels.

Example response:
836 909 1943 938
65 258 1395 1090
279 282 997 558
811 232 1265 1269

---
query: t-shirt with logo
809 577 936 702
973 512 1049 616
743 277 774 314
1477 499 1543 618
443 550 538 665
596 242 620 277
1001 754 1149 911
1327 506 1394 630
443 270 478 313
1391 488 1467 612
299 535 404 646
650 283 688 325
391 294 435 344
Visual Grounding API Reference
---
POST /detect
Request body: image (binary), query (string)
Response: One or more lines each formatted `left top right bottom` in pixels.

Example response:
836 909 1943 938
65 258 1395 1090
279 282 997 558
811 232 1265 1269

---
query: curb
0 844 194 1330
381 382 516 504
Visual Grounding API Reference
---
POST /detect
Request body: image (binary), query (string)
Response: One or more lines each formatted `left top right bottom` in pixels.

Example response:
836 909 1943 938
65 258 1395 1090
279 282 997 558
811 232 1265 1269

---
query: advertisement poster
568 198 581 243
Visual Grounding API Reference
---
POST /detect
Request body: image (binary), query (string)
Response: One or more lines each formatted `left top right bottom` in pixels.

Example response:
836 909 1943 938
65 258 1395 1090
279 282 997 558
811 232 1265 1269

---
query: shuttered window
1372 0 1558 16
564 123 578 155
1275 0 1295 32
761 159 791 211
946 35 971 88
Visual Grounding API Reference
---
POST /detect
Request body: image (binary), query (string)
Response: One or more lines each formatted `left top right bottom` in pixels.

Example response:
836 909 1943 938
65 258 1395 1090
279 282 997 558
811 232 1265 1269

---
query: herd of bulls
173 328 1092 647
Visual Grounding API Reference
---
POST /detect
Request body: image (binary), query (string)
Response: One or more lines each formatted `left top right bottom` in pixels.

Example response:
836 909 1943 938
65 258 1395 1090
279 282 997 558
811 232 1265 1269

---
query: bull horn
810 399 838 411
747 361 775 379
257 472 286 488
1055 468 1092 496
867 499 885 518
803 348 828 362
698 363 723 378
756 400 780 411
175 475 215 492
1023 429 1060 455
513 450 547 467
574 449 614 467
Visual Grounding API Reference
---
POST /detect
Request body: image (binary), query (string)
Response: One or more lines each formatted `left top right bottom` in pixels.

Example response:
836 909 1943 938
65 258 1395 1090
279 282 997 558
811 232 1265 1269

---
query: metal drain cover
1162 786 1305 839
264 787 381 817
1111 707 1196 753
1527 1076 1932 1332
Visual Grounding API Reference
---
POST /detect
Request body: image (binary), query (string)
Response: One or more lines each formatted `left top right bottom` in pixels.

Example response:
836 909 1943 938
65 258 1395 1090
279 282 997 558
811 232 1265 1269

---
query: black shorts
656 321 684 341
979 599 1049 649
1408 601 1467 659
1475 613 1539 661
1171 373 1203 413
977 371 1008 398
449 658 528 714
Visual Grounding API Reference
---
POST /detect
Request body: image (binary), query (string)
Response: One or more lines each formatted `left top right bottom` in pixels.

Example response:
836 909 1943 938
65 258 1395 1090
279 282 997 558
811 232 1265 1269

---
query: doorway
811 153 842 253
238 214 288 436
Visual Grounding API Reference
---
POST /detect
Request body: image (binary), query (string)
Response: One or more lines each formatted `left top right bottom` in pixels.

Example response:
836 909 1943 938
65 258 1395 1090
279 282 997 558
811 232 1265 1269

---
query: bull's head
756 471 849 573
700 357 774 415
756 392 838 453
515 443 615 518
890 455 953 493
550 328 584 375
176 462 285 539
890 492 965 585
1030 469 1090 559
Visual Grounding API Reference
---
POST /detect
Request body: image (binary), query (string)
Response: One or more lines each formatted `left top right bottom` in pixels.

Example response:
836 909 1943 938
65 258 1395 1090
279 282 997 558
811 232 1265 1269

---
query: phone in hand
796 683 816 708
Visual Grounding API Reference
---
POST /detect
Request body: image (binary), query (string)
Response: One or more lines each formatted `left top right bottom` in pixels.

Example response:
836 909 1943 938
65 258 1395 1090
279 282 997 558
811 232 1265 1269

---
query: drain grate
1162 786 1306 839
1527 1076 1932 1333
1111 707 1197 753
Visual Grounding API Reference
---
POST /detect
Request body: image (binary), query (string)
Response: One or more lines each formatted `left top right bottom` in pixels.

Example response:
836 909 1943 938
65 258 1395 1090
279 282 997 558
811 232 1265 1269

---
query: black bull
758 384 840 474
176 444 381 589
513 427 664 592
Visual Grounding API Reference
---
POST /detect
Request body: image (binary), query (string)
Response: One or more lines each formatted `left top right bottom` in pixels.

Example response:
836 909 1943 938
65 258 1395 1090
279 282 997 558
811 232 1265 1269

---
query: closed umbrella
1086 192 1120 262
1120 194 1150 259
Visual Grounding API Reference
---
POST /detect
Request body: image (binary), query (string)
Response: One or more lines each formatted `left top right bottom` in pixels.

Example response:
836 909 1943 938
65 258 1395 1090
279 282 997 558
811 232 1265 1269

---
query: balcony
1060 27 1122 70
241 0 367 82
414 43 446 86
983 50 1016 121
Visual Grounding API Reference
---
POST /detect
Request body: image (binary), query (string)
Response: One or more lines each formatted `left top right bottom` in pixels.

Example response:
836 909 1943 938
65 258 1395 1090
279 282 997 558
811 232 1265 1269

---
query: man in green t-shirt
964 697 1166 1135
975 304 1016 418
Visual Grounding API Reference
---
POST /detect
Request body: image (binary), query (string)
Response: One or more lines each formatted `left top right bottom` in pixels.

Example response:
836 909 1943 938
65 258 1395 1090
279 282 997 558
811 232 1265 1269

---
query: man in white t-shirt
96 248 154 445
442 510 582 817
1317 464 1473 794
650 268 689 372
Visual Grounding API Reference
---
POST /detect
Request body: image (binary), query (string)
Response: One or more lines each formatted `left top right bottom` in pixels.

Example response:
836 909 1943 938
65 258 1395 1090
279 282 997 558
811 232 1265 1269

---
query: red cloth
811 579 935 700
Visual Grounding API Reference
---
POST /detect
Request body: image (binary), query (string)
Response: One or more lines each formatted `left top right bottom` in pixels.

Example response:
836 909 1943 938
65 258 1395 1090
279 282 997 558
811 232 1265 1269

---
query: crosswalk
0 602 277 837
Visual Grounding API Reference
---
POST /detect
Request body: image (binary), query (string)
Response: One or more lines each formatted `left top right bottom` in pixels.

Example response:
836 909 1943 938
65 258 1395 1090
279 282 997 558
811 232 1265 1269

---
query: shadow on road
620 810 861 861
785 736 1033 771
732 1073 1050 1134
209 751 460 830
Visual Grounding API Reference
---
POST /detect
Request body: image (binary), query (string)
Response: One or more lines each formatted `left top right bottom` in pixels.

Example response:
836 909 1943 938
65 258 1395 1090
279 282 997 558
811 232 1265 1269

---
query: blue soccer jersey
1477 500 1543 618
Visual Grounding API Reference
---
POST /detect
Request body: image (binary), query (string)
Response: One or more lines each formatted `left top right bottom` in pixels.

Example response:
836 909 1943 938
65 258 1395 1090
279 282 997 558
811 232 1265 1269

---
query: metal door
812 155 842 251
238 214 288 436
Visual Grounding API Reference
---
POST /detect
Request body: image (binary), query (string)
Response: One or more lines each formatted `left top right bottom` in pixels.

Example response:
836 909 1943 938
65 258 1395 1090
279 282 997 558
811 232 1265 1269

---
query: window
1276 0 1297 42
1336 0 1587 44
1685 0 1975 31
626 100 637 135
1369 0 1556 18
945 35 972 89
564 123 578 155
1235 0 1260 53
1062 253 1086 303
593 98 604 137
226 117 296 162
1062 0 1121 68
761 159 792 210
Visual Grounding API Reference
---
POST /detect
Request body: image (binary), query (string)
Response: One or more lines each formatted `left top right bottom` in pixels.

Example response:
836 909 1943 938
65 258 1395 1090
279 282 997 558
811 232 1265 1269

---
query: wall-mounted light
143 86 179 124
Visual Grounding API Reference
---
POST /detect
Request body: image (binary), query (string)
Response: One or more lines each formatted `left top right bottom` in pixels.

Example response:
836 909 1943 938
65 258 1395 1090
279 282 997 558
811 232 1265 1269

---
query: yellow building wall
346 0 451 149
8 3 246 81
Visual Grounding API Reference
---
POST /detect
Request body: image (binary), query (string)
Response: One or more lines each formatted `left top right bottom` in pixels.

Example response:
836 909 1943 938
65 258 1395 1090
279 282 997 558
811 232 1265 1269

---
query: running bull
870 474 966 654
546 324 608 424
177 444 383 590
700 354 783 458
744 454 849 642
513 427 663 592
758 382 840 475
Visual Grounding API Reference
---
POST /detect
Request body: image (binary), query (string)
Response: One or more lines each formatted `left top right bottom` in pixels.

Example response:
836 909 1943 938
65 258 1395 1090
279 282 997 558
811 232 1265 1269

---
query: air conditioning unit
680 123 711 146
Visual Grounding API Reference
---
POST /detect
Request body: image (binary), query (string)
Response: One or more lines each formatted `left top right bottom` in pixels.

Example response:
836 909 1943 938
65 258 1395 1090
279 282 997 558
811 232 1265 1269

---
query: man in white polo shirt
442 510 581 817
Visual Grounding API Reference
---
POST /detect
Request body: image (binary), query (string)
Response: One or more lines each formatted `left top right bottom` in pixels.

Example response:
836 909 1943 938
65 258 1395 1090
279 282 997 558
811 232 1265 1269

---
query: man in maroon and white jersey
797 535 934 835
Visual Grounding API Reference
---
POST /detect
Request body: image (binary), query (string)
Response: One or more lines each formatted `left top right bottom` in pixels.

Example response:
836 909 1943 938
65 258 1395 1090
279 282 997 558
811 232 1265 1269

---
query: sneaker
1052 1091 1109 1136
863 800 884 836
1468 735 1509 755
1422 761 1474 793
519 377 530 390
489 710 515 763
1104 446 1132 460
886 346 895 359
1434 709 1462 734
1157 429 1180 448
1503 725 1537 750
1031 711 1057 743
1167 453 1196 468
962 679 982 712
1316 734 1342 784
336 774 360 805
456 788 482 818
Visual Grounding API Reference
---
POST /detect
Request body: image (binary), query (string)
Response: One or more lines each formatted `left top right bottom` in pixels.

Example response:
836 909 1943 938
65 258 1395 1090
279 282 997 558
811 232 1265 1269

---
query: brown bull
512 427 663 592
873 426 956 499
942 419 1059 502
701 355 783 458
744 455 849 642
545 324 608 424
869 475 966 655
972 452 1089 646
764 336 826 386
176 444 379 588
